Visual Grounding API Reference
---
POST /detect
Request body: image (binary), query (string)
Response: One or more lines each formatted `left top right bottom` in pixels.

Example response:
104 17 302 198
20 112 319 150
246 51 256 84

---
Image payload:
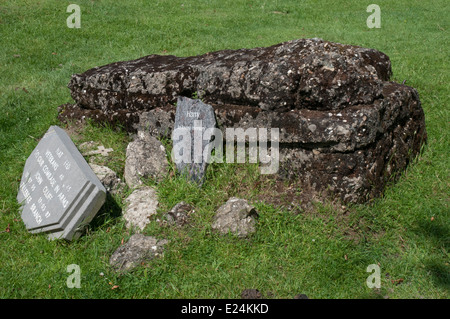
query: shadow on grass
424 261 450 291
88 192 123 233
415 217 450 290
357 288 388 299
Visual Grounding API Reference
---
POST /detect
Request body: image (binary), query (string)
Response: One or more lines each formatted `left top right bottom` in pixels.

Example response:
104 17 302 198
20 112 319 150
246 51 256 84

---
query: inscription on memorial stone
17 126 106 240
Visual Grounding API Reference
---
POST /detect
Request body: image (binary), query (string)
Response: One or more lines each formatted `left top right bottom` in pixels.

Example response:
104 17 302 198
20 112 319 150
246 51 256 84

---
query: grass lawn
0 0 448 299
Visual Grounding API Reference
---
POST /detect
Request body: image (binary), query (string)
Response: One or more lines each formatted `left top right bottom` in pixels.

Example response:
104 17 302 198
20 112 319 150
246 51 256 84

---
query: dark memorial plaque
172 96 217 185
17 126 106 240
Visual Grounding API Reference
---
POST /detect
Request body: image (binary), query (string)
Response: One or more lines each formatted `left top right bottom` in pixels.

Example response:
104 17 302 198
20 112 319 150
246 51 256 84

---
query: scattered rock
123 186 158 232
79 141 113 158
124 131 169 188
212 197 258 238
137 106 175 138
83 145 114 157
165 201 194 227
89 163 125 194
241 289 262 299
109 234 168 272
79 141 100 153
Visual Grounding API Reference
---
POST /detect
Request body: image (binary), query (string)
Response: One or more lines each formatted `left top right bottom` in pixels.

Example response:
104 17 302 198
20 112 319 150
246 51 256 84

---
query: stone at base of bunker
58 38 427 203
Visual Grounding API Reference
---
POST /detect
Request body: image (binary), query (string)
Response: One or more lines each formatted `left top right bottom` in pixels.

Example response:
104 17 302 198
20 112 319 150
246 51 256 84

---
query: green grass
0 0 448 298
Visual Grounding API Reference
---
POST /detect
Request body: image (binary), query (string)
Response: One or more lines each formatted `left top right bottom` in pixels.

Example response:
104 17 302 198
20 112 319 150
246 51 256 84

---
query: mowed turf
0 0 448 298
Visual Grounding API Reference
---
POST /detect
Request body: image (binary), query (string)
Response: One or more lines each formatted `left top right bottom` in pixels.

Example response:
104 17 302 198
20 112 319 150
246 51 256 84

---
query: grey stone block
17 126 106 240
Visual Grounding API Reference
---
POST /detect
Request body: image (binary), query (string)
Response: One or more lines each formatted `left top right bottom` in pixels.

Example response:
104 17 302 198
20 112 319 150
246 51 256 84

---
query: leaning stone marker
172 96 217 185
17 126 106 240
